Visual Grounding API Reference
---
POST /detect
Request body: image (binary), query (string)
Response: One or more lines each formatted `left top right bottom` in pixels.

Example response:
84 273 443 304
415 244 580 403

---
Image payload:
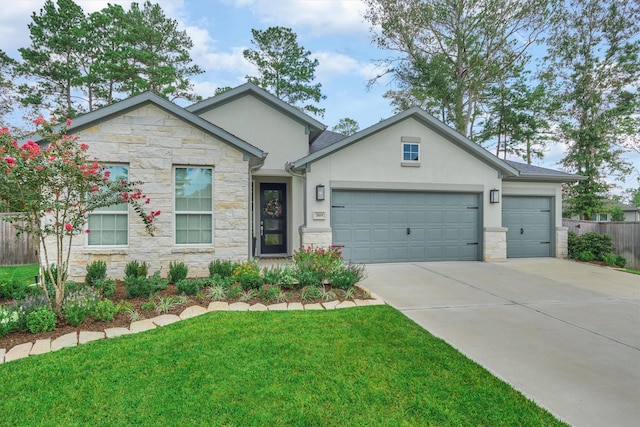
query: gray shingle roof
310 130 347 153
504 160 584 182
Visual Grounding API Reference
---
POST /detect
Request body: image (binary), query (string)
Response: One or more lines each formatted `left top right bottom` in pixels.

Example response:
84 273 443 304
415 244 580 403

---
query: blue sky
1 0 638 193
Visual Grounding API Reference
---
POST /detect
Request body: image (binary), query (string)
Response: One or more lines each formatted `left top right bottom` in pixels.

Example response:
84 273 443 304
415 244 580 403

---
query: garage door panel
332 190 480 263
503 196 552 258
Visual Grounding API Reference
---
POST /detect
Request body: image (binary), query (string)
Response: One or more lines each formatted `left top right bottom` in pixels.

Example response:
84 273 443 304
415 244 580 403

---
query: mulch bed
0 280 371 352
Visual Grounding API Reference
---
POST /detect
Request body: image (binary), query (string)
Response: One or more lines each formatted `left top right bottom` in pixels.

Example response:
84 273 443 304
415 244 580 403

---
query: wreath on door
264 198 282 218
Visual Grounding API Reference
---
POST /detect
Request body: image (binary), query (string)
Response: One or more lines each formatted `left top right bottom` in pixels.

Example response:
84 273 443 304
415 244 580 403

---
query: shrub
602 253 617 266
261 265 283 285
206 285 227 301
231 261 263 290
125 260 148 279
209 259 236 278
615 255 627 268
63 288 101 326
85 260 107 286
227 283 243 299
168 261 188 283
125 271 167 298
577 250 595 262
258 284 283 302
0 280 31 300
92 278 116 298
297 270 321 287
568 232 613 261
141 301 155 311
329 263 366 290
92 299 117 321
26 308 56 333
610 206 625 222
293 246 343 282
176 278 207 295
155 297 182 314
8 295 50 331
279 265 299 289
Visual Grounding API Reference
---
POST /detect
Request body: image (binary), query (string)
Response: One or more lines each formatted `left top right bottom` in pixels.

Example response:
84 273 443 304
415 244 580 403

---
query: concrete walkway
361 258 640 427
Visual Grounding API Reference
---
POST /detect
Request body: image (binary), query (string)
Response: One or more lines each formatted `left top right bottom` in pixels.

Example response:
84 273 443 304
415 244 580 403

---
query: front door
260 183 287 254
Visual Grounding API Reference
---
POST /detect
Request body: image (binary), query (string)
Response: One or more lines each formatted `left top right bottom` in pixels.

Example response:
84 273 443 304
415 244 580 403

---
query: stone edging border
0 286 385 364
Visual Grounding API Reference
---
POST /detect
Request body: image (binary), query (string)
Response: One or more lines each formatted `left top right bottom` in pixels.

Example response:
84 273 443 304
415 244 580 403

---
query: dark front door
260 183 287 254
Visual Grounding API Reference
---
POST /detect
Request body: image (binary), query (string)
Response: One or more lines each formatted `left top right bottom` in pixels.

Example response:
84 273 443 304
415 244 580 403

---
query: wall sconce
316 184 325 201
489 189 500 204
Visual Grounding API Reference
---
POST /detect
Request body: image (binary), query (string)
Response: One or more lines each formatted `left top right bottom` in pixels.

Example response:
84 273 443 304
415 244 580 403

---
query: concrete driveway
360 258 640 427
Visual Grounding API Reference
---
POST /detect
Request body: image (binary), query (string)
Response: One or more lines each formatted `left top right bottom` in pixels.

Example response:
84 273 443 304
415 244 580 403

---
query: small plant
0 279 32 301
279 265 299 289
141 301 156 311
261 266 283 285
116 300 134 314
0 306 21 337
301 285 322 301
206 285 227 301
125 260 148 279
615 255 627 268
227 283 243 299
293 245 343 282
258 284 283 302
342 287 356 300
209 259 236 278
8 295 50 331
125 308 143 322
297 270 321 287
168 261 188 283
125 271 167 298
92 299 117 321
329 263 367 290
176 278 208 295
320 289 337 302
26 308 57 333
85 260 107 286
231 261 263 290
602 253 617 266
155 297 178 314
239 289 257 302
92 278 116 298
577 250 595 262
63 288 101 326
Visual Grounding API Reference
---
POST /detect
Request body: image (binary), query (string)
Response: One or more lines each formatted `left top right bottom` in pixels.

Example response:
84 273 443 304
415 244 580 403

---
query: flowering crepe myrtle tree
0 117 159 309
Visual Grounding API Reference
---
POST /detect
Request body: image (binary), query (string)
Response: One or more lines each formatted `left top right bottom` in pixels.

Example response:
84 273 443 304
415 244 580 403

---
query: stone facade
300 227 333 249
43 104 250 281
483 227 507 262
556 226 568 259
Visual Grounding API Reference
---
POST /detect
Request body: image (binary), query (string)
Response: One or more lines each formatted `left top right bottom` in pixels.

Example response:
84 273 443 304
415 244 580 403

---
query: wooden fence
563 219 640 270
0 213 39 266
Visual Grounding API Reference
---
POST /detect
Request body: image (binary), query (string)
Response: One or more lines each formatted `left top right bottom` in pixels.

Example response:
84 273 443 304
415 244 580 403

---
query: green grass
0 263 39 286
0 306 566 426
623 268 640 275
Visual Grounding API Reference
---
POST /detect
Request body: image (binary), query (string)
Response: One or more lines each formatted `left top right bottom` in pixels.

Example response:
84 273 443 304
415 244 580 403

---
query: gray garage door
331 190 481 263
503 196 552 257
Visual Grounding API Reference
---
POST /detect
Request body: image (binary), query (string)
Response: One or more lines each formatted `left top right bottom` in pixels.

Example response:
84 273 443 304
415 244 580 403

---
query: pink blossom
65 223 72 231
33 116 45 125
3 156 15 166
0 127 9 135
80 143 88 151
66 118 72 127
85 229 90 234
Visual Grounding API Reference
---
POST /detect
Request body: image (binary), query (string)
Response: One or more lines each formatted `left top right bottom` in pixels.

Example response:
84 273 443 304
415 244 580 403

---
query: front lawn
0 263 39 287
0 305 566 426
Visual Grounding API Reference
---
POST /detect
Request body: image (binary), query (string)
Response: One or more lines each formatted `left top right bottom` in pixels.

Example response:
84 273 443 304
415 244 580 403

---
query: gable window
401 136 421 166
88 164 129 246
175 167 213 244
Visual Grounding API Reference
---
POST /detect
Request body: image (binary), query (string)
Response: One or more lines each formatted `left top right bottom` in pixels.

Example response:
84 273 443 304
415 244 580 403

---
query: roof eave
504 174 587 183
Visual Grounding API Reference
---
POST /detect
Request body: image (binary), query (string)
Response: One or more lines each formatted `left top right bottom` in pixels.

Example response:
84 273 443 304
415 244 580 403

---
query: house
32 83 582 281
570 202 640 222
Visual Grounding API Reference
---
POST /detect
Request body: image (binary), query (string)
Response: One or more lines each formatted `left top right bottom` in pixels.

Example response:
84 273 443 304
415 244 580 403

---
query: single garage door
503 196 553 257
331 190 481 263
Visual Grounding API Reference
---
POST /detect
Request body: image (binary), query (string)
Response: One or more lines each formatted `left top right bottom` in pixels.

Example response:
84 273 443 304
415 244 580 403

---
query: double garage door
332 190 481 263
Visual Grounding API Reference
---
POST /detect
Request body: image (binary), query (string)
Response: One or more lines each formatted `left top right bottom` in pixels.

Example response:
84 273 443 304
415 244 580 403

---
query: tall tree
545 0 640 219
363 0 552 138
243 27 326 116
117 1 203 101
17 0 87 118
0 51 18 124
332 118 360 136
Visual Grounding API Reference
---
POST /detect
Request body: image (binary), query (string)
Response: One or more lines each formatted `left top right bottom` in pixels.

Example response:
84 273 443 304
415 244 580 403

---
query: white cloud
313 51 387 85
225 0 369 36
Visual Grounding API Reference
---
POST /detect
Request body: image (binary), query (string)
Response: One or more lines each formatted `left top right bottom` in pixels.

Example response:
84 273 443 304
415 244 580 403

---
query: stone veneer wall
300 227 333 249
556 226 568 259
41 104 250 281
483 227 507 262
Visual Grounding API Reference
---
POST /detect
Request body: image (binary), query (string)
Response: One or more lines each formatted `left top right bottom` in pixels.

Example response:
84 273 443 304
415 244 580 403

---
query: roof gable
504 160 585 182
187 83 326 139
28 91 264 160
293 107 520 177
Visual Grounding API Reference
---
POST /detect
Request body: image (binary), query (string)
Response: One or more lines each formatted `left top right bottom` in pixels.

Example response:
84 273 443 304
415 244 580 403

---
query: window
88 165 129 246
403 143 420 161
175 167 213 244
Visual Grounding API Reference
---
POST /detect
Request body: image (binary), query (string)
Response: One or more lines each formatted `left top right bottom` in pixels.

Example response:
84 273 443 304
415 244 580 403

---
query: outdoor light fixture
489 189 500 204
316 184 325 201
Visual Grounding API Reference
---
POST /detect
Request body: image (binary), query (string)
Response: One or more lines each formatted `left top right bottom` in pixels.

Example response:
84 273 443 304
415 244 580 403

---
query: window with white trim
402 143 420 161
175 167 213 244
88 164 129 246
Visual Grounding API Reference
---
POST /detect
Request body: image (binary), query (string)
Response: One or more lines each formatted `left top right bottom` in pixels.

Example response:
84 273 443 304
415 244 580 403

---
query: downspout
248 154 267 259
285 161 306 250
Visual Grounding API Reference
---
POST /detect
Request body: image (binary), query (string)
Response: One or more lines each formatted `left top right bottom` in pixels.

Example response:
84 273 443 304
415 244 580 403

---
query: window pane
403 143 419 161
88 213 128 246
175 167 213 244
176 214 212 244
